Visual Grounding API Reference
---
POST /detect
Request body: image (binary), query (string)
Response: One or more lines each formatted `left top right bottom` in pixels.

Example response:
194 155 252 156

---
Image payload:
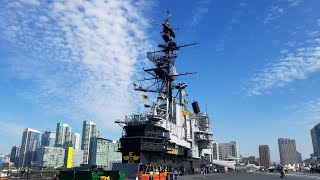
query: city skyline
1 0 320 162
1 120 318 165
4 119 122 169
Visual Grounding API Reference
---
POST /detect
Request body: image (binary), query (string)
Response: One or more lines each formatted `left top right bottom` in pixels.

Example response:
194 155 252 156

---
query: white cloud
263 0 303 24
0 1 153 132
286 41 297 47
307 31 320 37
264 5 285 24
288 0 302 7
290 98 320 128
191 0 211 27
246 37 320 96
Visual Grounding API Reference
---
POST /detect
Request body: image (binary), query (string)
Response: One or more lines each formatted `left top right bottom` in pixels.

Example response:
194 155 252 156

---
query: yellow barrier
0 177 8 180
99 176 110 180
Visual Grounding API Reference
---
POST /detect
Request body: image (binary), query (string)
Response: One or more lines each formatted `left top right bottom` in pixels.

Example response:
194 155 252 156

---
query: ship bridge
194 112 213 149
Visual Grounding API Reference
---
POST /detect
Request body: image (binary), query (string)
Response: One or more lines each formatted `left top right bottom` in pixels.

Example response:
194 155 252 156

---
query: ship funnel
192 101 200 114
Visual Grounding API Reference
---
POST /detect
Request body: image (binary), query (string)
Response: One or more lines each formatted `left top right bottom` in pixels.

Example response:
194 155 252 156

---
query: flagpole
179 89 182 106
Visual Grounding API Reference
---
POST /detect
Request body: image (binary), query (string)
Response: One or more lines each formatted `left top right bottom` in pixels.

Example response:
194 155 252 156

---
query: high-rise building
230 141 240 159
212 142 219 160
0 153 4 163
55 123 72 147
218 143 229 160
0 153 9 163
311 123 320 157
218 141 240 162
10 145 20 167
19 128 41 168
41 131 56 147
88 138 121 170
278 138 298 165
35 147 65 169
72 133 81 150
81 121 99 164
296 151 302 163
259 145 271 168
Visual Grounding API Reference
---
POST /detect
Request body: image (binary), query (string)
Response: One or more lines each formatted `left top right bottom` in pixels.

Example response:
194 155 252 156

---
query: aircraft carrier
116 10 214 173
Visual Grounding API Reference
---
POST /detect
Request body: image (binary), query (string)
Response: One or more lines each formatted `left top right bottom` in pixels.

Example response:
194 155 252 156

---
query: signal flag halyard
182 123 187 129
183 110 190 117
183 99 190 104
173 66 178 75
142 94 149 100
181 90 188 96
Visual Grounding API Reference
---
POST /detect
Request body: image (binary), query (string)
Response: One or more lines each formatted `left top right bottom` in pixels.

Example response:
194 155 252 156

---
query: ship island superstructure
116 10 214 172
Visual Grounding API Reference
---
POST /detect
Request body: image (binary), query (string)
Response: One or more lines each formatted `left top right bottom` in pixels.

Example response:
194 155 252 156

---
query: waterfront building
10 145 20 167
72 133 81 150
71 149 84 167
19 128 41 168
311 153 318 158
41 131 56 147
241 156 256 164
65 147 84 168
311 123 320 157
35 147 65 169
88 138 121 170
218 141 240 163
278 138 298 165
55 123 72 147
259 145 271 168
256 158 260 165
212 142 219 160
81 121 99 164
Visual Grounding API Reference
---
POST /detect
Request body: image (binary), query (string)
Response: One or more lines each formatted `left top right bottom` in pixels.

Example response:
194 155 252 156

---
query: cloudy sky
1 0 320 162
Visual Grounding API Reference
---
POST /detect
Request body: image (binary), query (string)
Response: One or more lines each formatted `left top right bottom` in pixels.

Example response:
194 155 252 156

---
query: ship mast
133 9 197 122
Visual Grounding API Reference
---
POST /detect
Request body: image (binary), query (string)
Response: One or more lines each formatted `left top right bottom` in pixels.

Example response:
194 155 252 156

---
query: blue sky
0 0 320 163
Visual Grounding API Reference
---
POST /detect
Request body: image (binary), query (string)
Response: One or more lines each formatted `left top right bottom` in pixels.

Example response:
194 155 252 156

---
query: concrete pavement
7 172 320 180
180 172 320 179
